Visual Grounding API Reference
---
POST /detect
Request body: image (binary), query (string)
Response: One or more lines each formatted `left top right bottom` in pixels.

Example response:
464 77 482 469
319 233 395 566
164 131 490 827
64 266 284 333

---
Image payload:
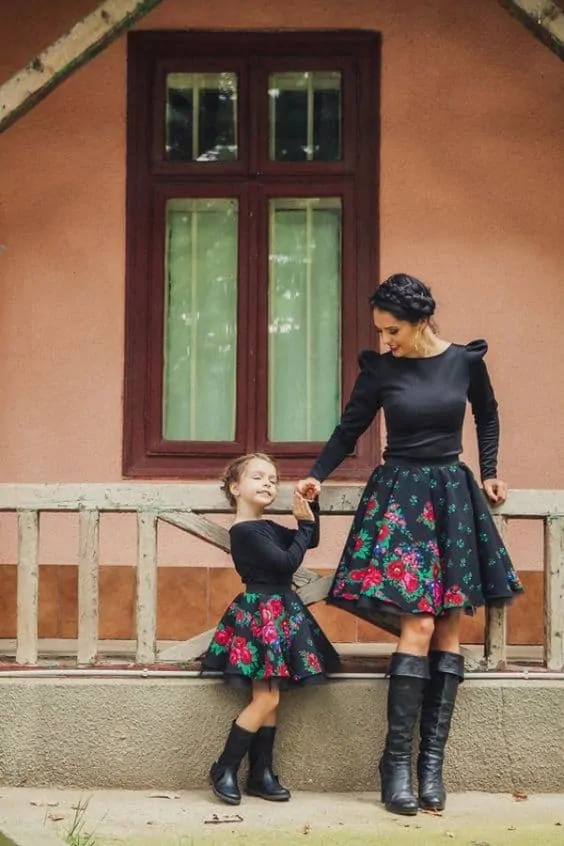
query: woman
297 274 523 816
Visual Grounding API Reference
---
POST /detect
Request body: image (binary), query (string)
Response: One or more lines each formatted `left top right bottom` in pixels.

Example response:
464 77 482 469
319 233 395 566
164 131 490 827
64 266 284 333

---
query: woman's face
373 308 422 358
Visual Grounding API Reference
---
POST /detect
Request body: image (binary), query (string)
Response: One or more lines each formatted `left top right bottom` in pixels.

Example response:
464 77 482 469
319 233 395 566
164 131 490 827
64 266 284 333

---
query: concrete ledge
0 678 563 792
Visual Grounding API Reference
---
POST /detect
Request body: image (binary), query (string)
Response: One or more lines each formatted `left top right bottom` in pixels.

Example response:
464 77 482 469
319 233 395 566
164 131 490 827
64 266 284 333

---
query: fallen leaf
446 833 455 839
421 808 443 817
555 822 562 827
301 824 311 835
507 826 517 831
31 801 59 807
149 793 181 800
48 814 65 822
512 791 528 802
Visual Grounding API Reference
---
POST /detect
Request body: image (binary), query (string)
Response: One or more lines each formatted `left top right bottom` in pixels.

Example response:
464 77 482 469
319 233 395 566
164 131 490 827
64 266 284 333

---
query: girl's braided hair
220 453 279 508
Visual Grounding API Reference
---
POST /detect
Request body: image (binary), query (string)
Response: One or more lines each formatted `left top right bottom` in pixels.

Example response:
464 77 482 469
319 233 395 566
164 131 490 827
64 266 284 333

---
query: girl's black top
309 340 499 482
229 501 320 589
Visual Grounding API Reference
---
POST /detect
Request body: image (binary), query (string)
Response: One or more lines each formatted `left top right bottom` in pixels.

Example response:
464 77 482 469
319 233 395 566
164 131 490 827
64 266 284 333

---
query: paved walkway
1 788 563 845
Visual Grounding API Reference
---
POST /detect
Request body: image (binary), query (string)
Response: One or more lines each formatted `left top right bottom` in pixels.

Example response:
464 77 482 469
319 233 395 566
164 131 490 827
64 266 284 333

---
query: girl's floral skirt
329 461 524 620
201 585 340 688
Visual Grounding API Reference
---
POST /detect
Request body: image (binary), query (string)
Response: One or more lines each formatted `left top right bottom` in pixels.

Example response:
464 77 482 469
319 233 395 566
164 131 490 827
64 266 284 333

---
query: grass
64 798 98 846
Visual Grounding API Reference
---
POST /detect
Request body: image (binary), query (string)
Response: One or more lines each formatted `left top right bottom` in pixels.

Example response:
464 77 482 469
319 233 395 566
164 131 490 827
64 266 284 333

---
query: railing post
484 515 509 670
77 509 100 665
136 511 158 664
16 510 39 665
544 515 564 671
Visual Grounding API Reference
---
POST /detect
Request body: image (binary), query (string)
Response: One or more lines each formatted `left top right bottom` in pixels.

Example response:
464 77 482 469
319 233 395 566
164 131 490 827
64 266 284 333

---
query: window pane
268 198 341 442
268 72 341 161
163 198 238 441
165 73 238 162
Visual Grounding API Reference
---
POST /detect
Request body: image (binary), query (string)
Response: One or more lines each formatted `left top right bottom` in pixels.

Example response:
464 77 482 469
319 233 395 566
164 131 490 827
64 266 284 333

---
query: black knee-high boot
379 652 430 816
209 721 255 805
418 650 464 811
247 726 291 801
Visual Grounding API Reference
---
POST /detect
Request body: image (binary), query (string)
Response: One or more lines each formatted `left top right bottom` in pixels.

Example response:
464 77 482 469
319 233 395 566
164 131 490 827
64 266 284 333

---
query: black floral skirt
329 460 524 619
201 585 340 688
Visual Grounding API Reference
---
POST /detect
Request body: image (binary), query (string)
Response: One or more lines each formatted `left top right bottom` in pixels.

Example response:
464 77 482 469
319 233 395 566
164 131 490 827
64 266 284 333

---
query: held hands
483 478 508 506
292 491 315 522
296 477 322 500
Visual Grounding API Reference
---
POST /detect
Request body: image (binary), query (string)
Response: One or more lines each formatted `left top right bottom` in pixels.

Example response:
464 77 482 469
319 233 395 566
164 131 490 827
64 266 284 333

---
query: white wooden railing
1 484 563 672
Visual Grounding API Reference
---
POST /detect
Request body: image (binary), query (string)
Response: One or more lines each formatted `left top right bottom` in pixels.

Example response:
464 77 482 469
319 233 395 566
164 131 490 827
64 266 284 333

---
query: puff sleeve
466 340 500 481
308 351 382 482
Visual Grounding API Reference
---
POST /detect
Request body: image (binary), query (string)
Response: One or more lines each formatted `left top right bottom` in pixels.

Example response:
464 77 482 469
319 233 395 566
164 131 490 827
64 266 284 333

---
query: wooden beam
544 515 564 670
0 0 164 134
484 516 509 670
16 511 39 665
136 512 158 664
77 510 100 665
0 483 563 517
499 0 564 60
159 512 230 553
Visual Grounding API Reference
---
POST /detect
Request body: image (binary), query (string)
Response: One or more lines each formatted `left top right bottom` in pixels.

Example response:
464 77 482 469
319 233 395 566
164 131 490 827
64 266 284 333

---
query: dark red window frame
123 30 381 480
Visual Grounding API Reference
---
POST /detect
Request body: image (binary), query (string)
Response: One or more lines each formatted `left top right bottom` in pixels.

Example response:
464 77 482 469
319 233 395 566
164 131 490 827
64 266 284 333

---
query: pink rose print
417 597 434 614
387 560 404 580
444 586 464 606
307 653 321 672
214 626 233 647
267 598 284 618
261 623 279 645
349 569 367 582
402 571 420 593
377 524 390 542
362 568 383 589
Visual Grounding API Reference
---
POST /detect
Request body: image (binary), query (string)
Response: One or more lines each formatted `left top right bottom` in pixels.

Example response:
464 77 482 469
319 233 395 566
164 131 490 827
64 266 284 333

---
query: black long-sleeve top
229 500 320 588
309 340 500 483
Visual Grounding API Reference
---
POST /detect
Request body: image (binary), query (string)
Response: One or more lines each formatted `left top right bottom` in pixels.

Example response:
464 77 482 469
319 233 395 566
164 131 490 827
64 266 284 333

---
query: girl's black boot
247 726 291 801
209 721 255 805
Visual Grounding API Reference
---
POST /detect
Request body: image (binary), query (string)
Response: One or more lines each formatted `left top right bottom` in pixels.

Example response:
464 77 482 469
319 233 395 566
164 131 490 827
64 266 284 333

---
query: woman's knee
402 614 435 644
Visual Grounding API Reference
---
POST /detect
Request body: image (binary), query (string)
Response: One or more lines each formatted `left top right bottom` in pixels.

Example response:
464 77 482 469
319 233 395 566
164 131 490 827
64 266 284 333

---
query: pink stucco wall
0 0 562 577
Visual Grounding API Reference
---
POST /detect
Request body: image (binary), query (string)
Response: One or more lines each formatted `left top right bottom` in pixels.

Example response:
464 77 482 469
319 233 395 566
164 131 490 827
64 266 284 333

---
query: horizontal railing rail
0 484 562 672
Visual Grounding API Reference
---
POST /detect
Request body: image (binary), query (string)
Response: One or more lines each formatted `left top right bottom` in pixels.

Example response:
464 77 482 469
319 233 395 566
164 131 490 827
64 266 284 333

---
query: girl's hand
296 477 321 500
292 491 315 522
483 478 507 506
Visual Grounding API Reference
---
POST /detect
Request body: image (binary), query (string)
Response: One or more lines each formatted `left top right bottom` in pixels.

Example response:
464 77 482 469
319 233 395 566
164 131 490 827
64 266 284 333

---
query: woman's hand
292 491 315 522
296 477 321 500
483 478 508 506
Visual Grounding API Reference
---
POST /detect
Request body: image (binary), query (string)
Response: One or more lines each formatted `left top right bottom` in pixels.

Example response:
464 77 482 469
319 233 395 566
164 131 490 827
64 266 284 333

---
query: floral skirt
201 585 340 688
329 461 524 619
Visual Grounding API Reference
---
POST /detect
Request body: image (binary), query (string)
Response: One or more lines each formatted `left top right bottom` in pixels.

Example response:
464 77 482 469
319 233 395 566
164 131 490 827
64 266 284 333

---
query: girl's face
230 457 278 508
373 308 423 358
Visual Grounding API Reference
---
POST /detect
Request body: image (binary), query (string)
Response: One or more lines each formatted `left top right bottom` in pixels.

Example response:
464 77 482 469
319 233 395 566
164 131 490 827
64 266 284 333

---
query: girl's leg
418 610 465 811
210 682 280 805
247 697 290 802
236 681 280 732
380 615 434 816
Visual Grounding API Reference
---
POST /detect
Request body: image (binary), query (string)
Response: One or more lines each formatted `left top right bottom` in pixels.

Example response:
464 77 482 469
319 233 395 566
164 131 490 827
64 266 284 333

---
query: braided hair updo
369 274 436 324
220 453 279 508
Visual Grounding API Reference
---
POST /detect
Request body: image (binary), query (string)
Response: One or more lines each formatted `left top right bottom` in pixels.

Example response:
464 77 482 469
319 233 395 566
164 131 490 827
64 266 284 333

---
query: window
124 31 380 479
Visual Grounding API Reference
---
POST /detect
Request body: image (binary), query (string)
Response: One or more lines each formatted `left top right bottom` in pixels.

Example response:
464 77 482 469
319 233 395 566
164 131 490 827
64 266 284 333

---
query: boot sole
385 803 418 816
419 800 445 812
210 783 241 806
246 788 290 802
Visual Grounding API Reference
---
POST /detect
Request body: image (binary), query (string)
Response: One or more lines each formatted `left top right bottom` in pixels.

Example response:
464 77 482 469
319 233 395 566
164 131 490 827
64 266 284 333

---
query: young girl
201 452 340 806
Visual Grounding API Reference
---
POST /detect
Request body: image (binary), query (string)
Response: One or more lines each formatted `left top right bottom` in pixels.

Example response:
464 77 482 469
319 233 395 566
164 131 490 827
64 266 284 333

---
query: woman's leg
210 682 280 805
380 615 434 815
247 695 290 802
418 610 465 811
